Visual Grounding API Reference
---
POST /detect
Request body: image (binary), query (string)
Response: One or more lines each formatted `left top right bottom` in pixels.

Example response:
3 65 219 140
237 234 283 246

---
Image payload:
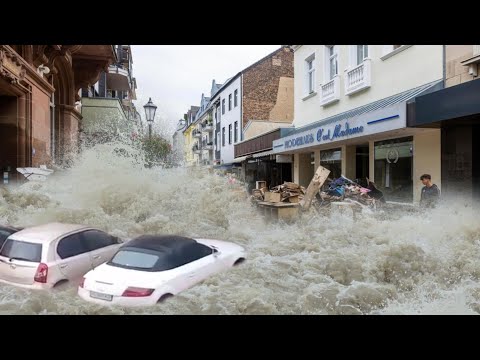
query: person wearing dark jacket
419 174 440 208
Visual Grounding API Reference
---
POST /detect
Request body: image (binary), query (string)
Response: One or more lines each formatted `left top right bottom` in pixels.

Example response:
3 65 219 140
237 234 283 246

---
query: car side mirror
211 246 220 257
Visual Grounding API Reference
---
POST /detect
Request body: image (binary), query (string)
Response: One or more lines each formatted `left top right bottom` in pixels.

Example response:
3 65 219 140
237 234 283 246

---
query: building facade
0 45 116 183
211 75 242 166
182 80 222 167
273 45 444 204
409 45 480 202
172 119 187 165
80 45 142 146
182 106 200 167
210 46 294 170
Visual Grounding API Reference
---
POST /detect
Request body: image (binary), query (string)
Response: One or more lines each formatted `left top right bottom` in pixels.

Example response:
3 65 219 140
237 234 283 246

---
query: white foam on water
0 142 479 315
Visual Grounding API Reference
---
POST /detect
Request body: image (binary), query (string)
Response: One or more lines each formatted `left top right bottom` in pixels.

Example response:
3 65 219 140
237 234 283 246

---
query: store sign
276 154 292 163
281 121 365 151
273 104 406 153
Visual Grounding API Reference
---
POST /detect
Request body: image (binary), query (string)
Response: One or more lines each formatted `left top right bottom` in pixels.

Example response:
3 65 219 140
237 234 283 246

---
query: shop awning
251 149 275 158
232 156 248 163
409 77 480 127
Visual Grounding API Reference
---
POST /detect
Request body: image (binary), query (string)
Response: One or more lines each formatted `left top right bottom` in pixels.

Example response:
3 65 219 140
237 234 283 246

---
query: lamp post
143 97 157 139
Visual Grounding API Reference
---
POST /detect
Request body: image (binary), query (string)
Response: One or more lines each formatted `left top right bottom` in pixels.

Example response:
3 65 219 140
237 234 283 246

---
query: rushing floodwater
0 143 479 315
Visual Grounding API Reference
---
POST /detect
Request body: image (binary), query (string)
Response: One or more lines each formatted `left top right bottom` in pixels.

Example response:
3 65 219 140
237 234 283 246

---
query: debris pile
251 182 306 203
318 176 385 209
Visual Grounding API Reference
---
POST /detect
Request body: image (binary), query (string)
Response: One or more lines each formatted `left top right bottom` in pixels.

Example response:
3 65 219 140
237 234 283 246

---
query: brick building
241 47 294 130
0 45 116 183
208 46 294 169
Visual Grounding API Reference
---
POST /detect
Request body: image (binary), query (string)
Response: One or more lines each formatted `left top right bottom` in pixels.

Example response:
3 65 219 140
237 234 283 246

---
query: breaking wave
0 143 479 314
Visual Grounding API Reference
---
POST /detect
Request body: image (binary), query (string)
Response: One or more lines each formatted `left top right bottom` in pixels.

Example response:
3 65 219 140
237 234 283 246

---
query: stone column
344 145 356 179
293 153 300 184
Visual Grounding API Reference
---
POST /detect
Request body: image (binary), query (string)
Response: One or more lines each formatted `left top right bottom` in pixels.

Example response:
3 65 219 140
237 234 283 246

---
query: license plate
90 291 113 301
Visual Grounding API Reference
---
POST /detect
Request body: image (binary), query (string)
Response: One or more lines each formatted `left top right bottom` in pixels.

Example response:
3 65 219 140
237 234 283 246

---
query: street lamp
143 97 157 139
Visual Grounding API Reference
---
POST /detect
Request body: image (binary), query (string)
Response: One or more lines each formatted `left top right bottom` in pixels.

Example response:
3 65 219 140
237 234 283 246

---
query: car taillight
34 263 48 283
122 287 154 297
79 277 86 288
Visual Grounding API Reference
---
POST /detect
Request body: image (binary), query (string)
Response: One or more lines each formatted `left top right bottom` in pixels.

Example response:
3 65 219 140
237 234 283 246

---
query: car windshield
110 250 159 269
0 239 42 262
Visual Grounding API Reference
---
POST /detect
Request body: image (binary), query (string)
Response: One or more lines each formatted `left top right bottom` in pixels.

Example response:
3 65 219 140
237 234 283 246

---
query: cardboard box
264 192 282 203
288 195 300 203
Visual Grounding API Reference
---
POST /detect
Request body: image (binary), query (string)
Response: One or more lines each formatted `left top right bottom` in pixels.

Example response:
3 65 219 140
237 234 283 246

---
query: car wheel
157 293 174 303
233 258 245 266
53 279 69 289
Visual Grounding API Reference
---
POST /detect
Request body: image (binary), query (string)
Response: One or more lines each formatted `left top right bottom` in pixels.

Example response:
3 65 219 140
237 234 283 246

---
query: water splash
0 143 479 314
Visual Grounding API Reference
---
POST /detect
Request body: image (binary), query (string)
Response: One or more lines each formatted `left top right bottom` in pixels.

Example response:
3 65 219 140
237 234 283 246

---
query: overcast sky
131 45 281 138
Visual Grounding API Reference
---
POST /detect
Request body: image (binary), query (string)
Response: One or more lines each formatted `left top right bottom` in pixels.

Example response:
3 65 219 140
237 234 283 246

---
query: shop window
374 136 413 203
320 148 342 189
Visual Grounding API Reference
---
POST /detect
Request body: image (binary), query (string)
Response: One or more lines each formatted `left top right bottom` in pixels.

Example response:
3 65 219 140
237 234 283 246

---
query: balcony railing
202 123 214 132
320 76 340 106
193 129 202 138
202 141 214 150
192 144 201 153
344 58 371 96
202 115 213 124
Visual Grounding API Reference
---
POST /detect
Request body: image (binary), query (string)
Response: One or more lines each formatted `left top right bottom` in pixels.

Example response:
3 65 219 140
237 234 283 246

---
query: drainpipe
240 74 243 142
442 45 446 87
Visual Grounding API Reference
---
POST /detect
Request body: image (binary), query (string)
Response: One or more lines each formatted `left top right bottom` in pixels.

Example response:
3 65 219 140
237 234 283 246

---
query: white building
210 75 242 166
273 45 445 204
172 119 186 165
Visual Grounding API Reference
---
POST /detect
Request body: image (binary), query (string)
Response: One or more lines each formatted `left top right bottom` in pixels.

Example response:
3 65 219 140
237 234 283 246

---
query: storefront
373 137 413 202
273 81 443 204
234 128 293 192
242 152 292 192
409 78 480 202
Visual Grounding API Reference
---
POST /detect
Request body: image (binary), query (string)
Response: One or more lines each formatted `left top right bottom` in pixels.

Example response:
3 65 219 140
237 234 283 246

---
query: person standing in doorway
419 174 440 208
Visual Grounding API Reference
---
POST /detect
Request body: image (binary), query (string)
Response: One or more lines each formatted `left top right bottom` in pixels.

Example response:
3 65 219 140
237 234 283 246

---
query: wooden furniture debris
301 165 331 210
256 181 267 190
256 201 301 222
264 192 282 203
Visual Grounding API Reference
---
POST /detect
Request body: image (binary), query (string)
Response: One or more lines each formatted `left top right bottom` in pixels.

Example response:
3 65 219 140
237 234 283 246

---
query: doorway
356 144 369 182
0 95 18 182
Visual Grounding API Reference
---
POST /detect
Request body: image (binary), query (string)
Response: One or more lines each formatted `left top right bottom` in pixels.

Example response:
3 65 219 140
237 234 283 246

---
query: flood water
1 143 479 314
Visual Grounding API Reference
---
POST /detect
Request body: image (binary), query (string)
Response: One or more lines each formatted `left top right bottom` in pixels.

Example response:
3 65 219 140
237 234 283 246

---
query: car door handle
60 264 68 269
188 273 195 278
93 255 101 259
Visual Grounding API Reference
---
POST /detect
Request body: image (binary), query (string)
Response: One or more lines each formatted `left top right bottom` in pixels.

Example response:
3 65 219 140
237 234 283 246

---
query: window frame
325 45 338 81
234 89 238 107
56 231 89 260
356 45 369 66
234 121 238 143
305 53 316 96
228 94 232 111
222 99 225 114
222 127 225 147
0 239 42 263
228 124 232 145
81 230 118 252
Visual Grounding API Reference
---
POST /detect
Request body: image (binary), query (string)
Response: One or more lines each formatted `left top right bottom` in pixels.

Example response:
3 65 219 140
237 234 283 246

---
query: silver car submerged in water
0 223 121 289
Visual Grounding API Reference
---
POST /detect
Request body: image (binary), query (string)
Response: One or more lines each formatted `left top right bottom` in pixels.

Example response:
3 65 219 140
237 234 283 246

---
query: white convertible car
78 235 246 307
